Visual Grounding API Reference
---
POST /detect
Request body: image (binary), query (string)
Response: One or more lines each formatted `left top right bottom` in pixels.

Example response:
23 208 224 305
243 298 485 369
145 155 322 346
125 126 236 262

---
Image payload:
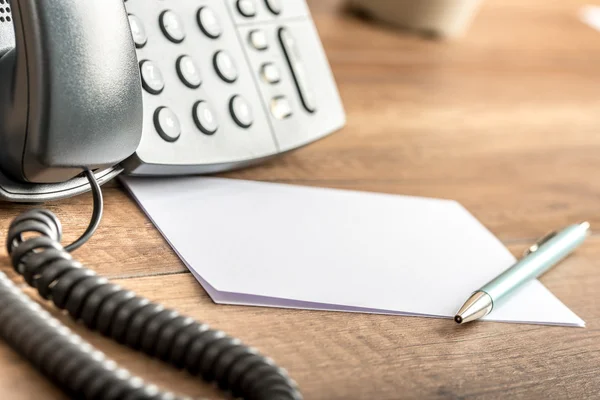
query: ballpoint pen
455 221 591 324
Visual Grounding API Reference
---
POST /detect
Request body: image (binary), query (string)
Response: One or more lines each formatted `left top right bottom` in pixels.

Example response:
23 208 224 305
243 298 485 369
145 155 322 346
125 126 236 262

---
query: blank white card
121 177 584 327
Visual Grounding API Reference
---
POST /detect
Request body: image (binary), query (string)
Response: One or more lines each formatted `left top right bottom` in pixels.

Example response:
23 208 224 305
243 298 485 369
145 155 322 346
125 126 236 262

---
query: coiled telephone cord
0 169 301 400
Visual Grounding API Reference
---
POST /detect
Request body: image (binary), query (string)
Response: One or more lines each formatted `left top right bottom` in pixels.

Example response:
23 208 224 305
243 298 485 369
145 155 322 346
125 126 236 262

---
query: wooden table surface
1 0 599 398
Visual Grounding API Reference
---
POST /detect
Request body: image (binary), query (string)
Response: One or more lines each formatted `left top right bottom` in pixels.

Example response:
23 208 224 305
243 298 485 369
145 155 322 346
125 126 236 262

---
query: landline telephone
0 0 345 398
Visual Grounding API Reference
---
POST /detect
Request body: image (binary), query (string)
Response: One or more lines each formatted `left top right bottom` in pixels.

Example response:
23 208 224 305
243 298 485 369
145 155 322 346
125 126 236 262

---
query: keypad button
160 10 185 43
236 0 257 17
230 95 254 128
279 28 317 113
128 14 147 48
265 0 282 15
249 30 268 51
213 51 238 83
260 63 281 84
154 107 181 142
197 7 222 39
177 56 202 89
193 101 219 135
270 96 293 119
140 60 165 95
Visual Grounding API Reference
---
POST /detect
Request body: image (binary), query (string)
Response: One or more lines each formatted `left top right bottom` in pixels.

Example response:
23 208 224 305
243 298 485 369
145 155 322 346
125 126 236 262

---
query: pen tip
580 221 591 232
454 291 493 325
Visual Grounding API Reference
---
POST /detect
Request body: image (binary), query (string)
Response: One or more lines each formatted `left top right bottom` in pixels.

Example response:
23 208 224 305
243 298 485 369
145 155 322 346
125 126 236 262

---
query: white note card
121 177 584 327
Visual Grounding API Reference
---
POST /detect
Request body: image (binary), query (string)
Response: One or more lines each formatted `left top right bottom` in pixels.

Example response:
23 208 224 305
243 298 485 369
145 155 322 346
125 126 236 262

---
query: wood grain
0 0 599 398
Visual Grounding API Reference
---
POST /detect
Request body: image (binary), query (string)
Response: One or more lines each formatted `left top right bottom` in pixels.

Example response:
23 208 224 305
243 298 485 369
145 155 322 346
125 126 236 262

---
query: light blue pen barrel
481 222 590 306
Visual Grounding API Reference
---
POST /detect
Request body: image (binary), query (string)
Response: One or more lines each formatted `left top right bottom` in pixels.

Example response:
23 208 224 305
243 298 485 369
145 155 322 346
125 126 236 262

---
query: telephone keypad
140 60 165 95
160 10 186 43
123 0 345 175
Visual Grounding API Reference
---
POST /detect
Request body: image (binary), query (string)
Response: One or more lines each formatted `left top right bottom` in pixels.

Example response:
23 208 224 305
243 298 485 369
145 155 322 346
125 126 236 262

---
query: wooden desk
0 0 599 398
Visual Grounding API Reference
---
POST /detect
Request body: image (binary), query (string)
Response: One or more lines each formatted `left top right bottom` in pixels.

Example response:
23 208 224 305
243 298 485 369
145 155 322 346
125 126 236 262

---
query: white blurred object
580 5 600 31
348 0 484 39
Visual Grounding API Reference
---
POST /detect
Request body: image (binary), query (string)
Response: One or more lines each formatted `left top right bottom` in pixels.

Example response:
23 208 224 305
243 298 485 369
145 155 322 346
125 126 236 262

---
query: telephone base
121 153 279 176
0 167 122 203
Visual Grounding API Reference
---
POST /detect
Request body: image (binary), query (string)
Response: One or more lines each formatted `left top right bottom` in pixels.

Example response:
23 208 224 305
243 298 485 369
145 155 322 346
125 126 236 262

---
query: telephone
0 0 345 202
0 0 344 398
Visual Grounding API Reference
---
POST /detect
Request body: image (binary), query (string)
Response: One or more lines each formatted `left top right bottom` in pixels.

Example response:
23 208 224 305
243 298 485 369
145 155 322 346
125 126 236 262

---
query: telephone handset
0 0 344 398
0 0 143 200
0 0 345 202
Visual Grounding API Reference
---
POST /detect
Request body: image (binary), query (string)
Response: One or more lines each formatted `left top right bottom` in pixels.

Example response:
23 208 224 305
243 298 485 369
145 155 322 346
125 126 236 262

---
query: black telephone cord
0 169 301 400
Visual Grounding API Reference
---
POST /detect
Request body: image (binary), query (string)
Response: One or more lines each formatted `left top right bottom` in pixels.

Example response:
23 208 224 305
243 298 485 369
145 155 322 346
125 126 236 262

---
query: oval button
177 56 202 89
193 101 219 135
160 10 186 43
140 60 165 95
213 51 238 83
230 95 254 128
265 0 282 15
237 0 257 17
128 14 148 48
198 7 222 39
154 107 181 142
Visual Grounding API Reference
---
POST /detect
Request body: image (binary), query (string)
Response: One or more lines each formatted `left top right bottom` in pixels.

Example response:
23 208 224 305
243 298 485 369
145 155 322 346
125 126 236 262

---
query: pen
455 221 591 324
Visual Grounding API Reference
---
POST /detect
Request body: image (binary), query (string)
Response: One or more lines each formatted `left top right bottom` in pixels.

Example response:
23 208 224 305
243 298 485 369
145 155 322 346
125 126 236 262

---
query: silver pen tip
580 221 591 233
454 291 493 324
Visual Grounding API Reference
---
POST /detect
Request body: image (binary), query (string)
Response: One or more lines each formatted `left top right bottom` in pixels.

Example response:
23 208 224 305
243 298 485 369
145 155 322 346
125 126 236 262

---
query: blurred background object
581 5 600 31
348 0 484 39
